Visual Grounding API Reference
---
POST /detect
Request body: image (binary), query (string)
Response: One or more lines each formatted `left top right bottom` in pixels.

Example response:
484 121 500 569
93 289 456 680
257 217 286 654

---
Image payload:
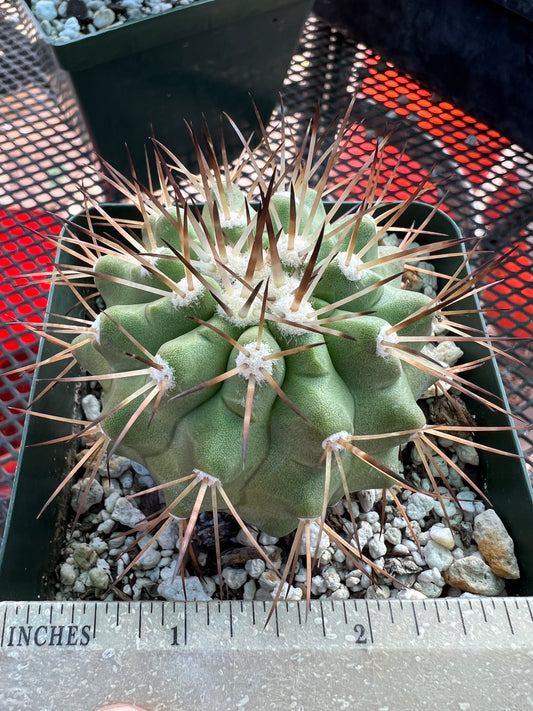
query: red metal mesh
0 210 59 491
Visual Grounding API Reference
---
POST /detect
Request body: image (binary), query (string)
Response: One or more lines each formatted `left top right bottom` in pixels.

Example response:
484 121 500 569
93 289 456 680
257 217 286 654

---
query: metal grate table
1 2 532 537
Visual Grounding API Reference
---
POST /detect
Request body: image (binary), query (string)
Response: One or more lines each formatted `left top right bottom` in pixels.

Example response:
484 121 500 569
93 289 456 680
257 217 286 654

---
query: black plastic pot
22 0 313 178
0 201 532 599
313 0 533 153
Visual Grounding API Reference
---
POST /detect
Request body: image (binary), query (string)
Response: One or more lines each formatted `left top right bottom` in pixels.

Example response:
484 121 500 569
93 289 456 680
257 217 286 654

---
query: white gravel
30 0 203 44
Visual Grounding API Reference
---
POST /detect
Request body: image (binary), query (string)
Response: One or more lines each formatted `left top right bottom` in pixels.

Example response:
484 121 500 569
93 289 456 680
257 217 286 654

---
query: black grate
1 4 532 533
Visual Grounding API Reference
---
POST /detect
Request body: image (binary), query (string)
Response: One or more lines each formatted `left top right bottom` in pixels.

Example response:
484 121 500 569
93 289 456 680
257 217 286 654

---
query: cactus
15 106 520 599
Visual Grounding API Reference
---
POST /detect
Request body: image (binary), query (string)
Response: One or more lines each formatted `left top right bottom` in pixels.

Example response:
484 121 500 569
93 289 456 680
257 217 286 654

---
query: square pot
0 200 531 599
21 0 313 178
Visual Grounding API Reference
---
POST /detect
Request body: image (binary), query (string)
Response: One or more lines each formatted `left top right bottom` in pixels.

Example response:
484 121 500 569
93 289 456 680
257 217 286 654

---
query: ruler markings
479 598 487 623
1 606 6 647
503 600 514 635
456 600 467 635
274 604 280 637
1 598 532 654
434 599 441 624
93 604 98 640
319 600 327 637
411 602 420 636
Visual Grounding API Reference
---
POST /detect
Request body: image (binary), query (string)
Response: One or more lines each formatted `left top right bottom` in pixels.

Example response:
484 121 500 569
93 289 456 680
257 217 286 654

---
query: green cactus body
72 173 442 537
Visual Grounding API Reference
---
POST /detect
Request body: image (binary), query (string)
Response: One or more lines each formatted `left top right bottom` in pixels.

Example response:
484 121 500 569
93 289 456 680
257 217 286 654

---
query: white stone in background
104 490 121 513
345 572 361 589
59 562 77 586
222 567 248 590
81 393 101 420
330 584 350 600
258 531 279 545
358 488 376 512
298 520 330 557
243 579 256 601
444 556 506 596
423 540 453 572
353 520 373 549
432 492 460 519
245 558 265 579
258 570 278 591
429 523 455 550
455 442 480 466
432 340 464 366
415 567 445 598
88 565 110 590
333 547 346 564
135 536 161 570
158 574 211 601
271 582 302 601
343 498 360 518
59 16 81 39
384 527 402 546
405 492 435 521
99 454 131 479
70 477 104 514
34 1 57 21
359 510 380 524
391 543 410 557
365 584 390 601
111 496 146 528
456 489 477 516
90 536 108 555
397 588 427 600
368 533 387 559
310 575 327 596
93 7 116 29
156 519 179 550
323 567 341 591
119 470 134 490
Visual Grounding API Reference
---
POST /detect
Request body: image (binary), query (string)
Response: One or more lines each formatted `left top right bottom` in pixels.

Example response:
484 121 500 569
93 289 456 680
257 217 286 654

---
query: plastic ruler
1 597 532 710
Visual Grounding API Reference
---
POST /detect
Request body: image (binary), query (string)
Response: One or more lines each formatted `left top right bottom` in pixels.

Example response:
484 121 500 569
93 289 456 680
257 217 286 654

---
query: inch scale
1 597 532 710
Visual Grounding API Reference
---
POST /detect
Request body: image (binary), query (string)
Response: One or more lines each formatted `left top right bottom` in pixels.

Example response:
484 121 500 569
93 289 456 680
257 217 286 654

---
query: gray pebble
368 534 387 559
245 558 265 579
111 497 146 528
444 556 506 596
423 539 454 571
384 527 402 546
88 566 109 590
70 478 104 514
93 7 115 28
222 567 248 590
406 492 435 520
157 575 211 601
135 537 161 570
34 1 58 22
59 562 77 586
